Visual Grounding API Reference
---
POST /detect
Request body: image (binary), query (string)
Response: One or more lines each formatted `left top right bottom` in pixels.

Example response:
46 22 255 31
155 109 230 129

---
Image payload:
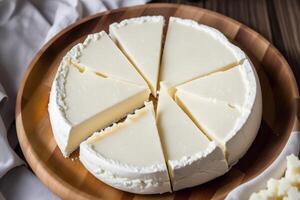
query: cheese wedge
160 17 246 86
80 102 171 194
175 60 261 165
67 31 147 86
175 90 261 165
110 16 164 96
48 57 150 157
176 64 250 108
157 83 228 191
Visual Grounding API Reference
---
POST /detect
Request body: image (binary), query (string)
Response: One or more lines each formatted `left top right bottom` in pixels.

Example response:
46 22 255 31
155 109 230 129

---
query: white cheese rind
109 16 164 29
225 59 262 165
67 31 106 64
48 56 74 157
169 142 228 191
80 141 171 194
80 103 171 194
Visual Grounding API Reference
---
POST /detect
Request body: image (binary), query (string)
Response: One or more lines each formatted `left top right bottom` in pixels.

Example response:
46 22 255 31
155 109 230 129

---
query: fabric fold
0 89 23 179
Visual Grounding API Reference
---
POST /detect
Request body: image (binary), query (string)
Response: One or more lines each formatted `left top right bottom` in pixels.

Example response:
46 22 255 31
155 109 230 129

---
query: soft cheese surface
110 16 164 96
64 66 148 125
160 17 245 86
80 102 171 194
176 65 249 108
68 31 147 86
157 84 228 190
175 92 243 143
88 104 165 167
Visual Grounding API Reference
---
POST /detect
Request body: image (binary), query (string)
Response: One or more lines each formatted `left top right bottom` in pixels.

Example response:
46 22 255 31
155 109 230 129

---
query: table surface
150 0 300 89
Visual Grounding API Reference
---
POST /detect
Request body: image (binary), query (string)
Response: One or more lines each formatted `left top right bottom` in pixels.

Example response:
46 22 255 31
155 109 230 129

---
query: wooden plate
16 3 299 200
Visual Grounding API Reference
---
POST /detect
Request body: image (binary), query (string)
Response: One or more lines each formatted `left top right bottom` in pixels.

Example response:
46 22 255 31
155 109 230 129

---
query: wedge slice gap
110 16 164 96
175 91 260 165
176 64 250 108
157 83 228 190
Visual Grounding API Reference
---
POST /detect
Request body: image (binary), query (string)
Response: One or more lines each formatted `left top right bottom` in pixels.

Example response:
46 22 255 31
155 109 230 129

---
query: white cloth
0 166 58 200
0 0 147 199
0 88 23 179
226 132 300 200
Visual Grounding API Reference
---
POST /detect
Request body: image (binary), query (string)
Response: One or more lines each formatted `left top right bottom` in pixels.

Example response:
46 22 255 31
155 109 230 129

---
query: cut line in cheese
160 17 246 87
110 16 164 96
157 83 228 191
67 31 148 87
80 101 171 194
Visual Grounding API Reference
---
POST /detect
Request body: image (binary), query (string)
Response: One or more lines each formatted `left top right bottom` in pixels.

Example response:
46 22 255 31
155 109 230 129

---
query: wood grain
16 3 299 200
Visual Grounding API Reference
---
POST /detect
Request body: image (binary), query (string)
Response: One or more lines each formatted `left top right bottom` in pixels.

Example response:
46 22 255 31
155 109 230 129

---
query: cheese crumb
249 154 300 200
